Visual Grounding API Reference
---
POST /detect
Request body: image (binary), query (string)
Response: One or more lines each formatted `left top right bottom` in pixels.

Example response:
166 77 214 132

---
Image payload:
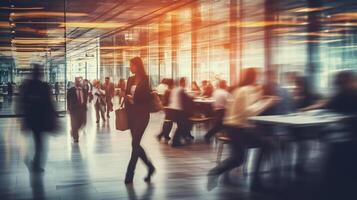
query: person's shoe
74 139 79 143
107 114 110 119
164 136 171 142
171 142 184 148
144 165 156 183
207 173 219 191
156 135 162 141
125 173 134 184
96 120 99 123
204 135 211 143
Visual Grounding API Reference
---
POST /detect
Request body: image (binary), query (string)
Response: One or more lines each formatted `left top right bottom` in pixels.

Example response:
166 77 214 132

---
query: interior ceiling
1 0 357 67
0 0 195 67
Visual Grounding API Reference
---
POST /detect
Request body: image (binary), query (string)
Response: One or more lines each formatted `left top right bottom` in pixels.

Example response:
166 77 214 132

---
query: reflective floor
0 106 275 200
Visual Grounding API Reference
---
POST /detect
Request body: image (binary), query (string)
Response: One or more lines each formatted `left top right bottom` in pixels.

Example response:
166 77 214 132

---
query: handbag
115 100 129 131
150 91 163 113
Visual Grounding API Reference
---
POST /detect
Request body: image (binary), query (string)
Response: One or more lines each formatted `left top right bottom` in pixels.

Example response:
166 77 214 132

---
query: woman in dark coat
124 57 155 184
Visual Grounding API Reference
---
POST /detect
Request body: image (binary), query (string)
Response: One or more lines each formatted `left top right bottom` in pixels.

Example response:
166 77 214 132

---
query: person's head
294 76 313 97
83 79 88 84
218 80 227 90
166 79 174 89
32 64 43 80
265 69 278 84
202 80 208 86
179 77 186 88
105 77 110 84
161 78 167 85
130 57 147 77
74 77 82 87
240 67 258 86
334 70 356 92
93 80 100 88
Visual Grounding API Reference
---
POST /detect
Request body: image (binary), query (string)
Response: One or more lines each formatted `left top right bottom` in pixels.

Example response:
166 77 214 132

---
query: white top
156 83 168 95
130 85 137 96
92 87 105 104
168 87 184 110
223 85 271 127
212 88 230 110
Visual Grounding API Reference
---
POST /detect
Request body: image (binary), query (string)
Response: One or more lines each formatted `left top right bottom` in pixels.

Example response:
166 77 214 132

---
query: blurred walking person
103 77 115 118
156 78 174 142
67 77 87 143
207 68 279 191
124 57 155 184
20 64 57 172
54 82 60 101
93 80 106 123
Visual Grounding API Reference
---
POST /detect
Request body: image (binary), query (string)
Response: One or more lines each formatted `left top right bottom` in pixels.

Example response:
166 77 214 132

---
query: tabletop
249 110 348 127
193 98 215 104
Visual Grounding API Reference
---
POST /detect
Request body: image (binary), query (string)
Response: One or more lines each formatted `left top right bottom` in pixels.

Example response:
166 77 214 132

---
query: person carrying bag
115 96 129 131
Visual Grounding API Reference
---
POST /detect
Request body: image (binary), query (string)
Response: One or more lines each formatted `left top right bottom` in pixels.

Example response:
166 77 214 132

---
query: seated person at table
312 70 357 200
262 69 294 115
157 79 175 142
204 80 230 142
207 67 279 191
290 76 322 173
156 78 168 96
293 76 320 110
201 80 214 97
169 77 195 147
191 81 201 94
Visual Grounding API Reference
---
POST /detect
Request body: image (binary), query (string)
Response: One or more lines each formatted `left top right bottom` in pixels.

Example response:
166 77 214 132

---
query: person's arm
67 89 72 112
299 99 328 111
237 88 278 118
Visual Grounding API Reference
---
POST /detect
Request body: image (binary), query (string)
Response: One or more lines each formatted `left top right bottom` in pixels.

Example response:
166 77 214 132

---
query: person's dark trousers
33 131 44 169
126 113 154 177
106 98 113 118
158 108 174 140
159 120 173 139
95 101 105 122
70 109 85 141
209 127 271 184
205 109 225 140
172 110 191 146
290 127 319 173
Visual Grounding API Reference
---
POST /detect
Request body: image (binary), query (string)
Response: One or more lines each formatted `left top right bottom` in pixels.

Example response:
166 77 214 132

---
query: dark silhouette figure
7 82 13 97
20 65 57 172
54 82 60 101
124 57 155 184
67 77 87 143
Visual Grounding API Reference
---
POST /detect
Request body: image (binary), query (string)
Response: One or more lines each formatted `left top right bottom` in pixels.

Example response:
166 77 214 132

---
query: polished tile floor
0 106 277 200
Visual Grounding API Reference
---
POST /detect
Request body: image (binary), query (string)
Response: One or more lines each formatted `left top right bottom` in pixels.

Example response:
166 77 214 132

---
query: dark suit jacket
67 87 87 114
21 79 57 132
125 75 152 119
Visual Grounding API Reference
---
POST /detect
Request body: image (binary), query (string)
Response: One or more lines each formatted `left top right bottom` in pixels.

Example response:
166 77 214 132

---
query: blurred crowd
16 60 357 198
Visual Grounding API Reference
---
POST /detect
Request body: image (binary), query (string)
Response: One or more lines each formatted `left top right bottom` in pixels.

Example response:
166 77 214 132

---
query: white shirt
156 83 168 95
130 85 137 96
212 88 230 110
92 87 105 104
168 87 184 110
224 85 271 127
